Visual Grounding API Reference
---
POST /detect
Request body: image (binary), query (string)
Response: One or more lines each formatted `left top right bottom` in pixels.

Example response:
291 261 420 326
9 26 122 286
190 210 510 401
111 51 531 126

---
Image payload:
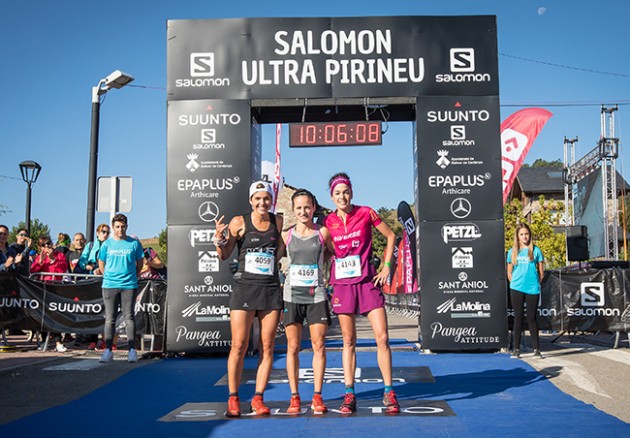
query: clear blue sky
1 1 629 239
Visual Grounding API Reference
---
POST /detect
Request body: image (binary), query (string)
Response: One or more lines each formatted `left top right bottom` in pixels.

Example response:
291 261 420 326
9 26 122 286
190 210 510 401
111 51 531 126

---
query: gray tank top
283 226 327 304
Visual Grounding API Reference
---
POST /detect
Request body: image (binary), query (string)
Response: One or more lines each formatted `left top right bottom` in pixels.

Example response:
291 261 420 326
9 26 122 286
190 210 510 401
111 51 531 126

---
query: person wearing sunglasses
30 236 69 282
8 228 33 275
78 223 110 275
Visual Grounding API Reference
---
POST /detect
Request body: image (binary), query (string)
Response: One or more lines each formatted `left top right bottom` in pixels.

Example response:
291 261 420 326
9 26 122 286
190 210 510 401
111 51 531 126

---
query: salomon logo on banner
175 53 231 87
435 48 491 83
191 53 215 77
580 282 604 307
450 48 475 72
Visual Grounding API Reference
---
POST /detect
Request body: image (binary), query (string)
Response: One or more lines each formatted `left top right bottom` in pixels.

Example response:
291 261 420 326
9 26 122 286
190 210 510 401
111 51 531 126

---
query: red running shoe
338 393 356 414
287 394 301 413
251 394 271 415
226 395 241 417
383 390 400 414
87 342 97 350
311 394 328 414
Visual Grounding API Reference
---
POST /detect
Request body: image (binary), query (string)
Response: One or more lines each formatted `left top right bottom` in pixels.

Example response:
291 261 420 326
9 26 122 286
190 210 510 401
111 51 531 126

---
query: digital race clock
289 121 382 147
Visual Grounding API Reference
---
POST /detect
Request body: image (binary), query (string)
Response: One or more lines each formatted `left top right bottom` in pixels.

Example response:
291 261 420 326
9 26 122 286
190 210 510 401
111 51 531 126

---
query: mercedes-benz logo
198 201 220 223
450 197 471 219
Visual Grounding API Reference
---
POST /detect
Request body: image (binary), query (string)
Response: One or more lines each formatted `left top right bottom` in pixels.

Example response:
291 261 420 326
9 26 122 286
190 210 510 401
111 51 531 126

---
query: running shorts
330 280 385 315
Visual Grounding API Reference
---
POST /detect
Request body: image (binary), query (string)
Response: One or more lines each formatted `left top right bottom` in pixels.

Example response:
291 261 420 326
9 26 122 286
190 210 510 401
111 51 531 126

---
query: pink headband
329 176 352 195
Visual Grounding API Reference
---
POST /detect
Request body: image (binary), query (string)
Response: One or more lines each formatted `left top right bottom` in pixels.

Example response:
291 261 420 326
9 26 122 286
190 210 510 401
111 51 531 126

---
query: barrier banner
514 268 630 332
0 273 166 340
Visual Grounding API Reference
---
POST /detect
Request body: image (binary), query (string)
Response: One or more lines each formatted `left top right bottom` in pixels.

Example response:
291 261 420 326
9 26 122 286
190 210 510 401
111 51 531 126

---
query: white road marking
533 354 611 399
44 360 104 371
554 343 630 366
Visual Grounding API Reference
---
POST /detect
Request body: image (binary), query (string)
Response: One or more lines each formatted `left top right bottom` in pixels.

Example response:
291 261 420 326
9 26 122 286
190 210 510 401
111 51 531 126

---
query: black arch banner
167 16 499 100
166 16 506 352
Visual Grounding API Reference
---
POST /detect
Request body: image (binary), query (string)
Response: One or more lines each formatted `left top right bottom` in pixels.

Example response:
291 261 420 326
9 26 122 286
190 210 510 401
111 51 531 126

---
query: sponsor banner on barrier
419 220 507 350
517 268 628 332
416 96 502 222
167 99 255 226
0 274 165 340
159 400 455 421
166 16 498 100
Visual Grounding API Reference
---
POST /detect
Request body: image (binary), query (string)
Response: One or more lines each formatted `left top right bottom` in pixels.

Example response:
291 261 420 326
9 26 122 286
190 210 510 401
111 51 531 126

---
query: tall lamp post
19 160 42 236
86 70 134 243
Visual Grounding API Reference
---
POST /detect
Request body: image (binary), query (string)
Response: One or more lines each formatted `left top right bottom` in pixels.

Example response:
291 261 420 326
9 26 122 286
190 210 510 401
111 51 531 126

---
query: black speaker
566 225 587 238
567 236 589 261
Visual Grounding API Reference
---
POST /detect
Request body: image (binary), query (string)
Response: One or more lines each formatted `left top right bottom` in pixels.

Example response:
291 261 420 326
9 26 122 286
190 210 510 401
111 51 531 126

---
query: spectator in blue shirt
97 214 144 364
507 223 545 359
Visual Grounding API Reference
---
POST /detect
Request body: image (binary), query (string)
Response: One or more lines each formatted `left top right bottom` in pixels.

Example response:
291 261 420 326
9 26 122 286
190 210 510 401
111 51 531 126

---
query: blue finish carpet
1 339 628 438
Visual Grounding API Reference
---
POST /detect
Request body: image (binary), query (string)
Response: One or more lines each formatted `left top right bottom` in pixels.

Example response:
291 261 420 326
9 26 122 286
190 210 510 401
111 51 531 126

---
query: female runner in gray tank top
281 189 335 414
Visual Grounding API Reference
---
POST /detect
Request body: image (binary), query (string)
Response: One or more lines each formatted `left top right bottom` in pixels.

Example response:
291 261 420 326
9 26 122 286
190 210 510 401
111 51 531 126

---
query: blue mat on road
1 341 629 438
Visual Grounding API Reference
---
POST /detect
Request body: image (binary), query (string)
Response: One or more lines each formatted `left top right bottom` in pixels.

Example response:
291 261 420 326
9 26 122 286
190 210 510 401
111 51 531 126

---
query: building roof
516 166 565 193
516 166 630 195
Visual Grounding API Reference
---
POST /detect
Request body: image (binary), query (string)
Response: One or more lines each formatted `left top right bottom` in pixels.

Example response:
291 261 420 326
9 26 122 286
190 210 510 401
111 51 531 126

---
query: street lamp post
86 70 134 243
19 160 42 236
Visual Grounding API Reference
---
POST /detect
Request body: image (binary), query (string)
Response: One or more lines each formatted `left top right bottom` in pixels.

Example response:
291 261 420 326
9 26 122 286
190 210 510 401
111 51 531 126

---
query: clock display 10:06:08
289 121 382 147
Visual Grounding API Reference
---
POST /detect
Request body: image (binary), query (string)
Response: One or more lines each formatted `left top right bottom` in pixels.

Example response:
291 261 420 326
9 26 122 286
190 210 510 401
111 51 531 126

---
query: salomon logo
191 53 215 77
580 283 604 307
450 48 475 72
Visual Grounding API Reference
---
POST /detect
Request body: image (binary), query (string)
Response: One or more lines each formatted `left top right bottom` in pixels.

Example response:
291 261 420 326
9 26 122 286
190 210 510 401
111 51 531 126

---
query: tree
522 158 564 168
158 227 167 264
9 219 51 251
504 196 566 269
372 207 403 262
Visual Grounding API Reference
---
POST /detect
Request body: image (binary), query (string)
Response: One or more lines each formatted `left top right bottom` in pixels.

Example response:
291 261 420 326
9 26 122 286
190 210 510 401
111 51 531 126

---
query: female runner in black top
214 181 285 417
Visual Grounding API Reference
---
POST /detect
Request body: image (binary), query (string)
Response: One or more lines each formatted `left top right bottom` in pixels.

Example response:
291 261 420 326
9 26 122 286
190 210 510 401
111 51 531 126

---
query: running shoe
226 395 241 417
287 394 301 413
311 394 328 414
127 348 138 363
511 349 521 359
383 390 400 414
251 394 271 415
55 344 67 353
338 393 357 414
99 349 114 363
533 349 544 359
87 342 97 350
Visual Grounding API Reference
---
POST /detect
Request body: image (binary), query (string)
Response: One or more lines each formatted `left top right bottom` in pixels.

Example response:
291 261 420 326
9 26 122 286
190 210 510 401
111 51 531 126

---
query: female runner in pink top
324 172 400 414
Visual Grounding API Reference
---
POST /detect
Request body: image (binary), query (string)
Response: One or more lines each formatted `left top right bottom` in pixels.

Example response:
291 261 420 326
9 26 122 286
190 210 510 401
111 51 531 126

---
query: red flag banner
500 108 553 204
272 123 282 212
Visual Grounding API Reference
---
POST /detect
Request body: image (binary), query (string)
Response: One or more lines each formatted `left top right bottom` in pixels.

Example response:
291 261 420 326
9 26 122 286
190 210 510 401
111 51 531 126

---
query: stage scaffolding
563 105 620 260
